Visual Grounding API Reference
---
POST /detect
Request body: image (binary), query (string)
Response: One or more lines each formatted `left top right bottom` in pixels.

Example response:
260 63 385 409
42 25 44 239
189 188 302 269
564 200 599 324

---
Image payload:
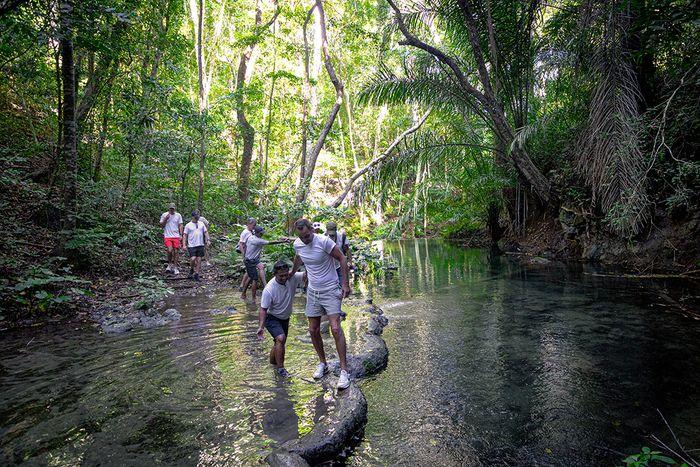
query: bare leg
195 256 202 274
240 273 250 291
274 334 286 368
308 317 327 364
269 346 277 365
251 279 258 302
257 262 267 288
173 247 179 269
166 245 173 269
328 314 347 371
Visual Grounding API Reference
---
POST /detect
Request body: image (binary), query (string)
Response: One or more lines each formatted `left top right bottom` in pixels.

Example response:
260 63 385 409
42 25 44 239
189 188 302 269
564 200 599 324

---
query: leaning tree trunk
60 0 77 231
236 47 255 202
295 0 344 204
331 109 431 207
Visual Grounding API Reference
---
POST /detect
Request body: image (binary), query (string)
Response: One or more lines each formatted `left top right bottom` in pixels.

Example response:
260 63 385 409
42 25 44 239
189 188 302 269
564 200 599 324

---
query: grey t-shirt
293 234 339 291
261 272 304 319
245 235 268 261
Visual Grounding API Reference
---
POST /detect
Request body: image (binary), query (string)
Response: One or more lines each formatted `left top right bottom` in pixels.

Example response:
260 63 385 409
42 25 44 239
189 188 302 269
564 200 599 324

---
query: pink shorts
164 237 181 249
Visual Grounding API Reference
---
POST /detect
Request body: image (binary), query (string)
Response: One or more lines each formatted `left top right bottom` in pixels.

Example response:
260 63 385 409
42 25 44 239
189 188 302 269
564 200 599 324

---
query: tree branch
386 0 490 110
331 109 431 207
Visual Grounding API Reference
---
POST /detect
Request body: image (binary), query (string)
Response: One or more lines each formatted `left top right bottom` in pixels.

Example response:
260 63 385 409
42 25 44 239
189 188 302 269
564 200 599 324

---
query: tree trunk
60 0 77 230
297 4 314 191
296 0 344 204
92 87 112 182
195 0 206 211
236 0 279 202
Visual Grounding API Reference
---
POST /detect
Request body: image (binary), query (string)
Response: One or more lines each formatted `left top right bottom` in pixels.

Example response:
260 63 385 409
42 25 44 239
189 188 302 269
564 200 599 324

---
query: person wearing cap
183 210 210 282
241 226 289 301
325 221 352 283
159 203 184 275
238 217 264 292
290 218 352 390
256 260 305 378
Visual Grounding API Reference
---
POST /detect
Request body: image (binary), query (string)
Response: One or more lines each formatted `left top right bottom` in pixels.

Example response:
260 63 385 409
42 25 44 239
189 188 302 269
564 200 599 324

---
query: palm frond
357 60 475 115
577 2 650 236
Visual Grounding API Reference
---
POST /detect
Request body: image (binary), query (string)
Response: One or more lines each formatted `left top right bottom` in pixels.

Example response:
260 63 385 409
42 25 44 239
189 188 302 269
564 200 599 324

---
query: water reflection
352 240 700 465
1 241 698 465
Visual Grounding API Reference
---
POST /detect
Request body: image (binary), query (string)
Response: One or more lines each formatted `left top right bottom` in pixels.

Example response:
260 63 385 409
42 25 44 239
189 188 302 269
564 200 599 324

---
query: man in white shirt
159 203 184 274
241 226 289 301
183 211 210 282
198 215 211 266
256 261 305 378
291 218 352 390
238 218 266 292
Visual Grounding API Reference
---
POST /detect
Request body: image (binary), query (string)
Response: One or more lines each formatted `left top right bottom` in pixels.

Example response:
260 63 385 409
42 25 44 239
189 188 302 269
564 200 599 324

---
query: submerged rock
276 379 367 465
209 306 236 315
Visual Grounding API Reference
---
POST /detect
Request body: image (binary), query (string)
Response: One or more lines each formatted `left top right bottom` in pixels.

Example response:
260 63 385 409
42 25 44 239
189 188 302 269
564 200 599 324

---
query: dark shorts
245 259 260 281
265 315 289 339
188 245 205 257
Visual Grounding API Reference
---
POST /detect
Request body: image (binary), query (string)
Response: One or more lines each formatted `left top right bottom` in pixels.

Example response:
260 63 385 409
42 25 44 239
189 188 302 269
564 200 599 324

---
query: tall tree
59 0 77 230
295 0 344 203
382 0 554 206
236 0 279 203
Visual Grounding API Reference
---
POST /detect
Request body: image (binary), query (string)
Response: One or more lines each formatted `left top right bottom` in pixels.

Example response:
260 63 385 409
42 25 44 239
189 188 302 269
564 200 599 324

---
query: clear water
350 240 700 465
1 240 699 465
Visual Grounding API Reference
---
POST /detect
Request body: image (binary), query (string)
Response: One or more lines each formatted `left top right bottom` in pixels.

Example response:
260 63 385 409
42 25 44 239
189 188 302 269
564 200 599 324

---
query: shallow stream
1 240 699 465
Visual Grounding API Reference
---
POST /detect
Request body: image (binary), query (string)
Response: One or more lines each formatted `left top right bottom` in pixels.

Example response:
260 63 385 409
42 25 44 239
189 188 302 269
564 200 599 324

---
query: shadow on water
1 239 699 465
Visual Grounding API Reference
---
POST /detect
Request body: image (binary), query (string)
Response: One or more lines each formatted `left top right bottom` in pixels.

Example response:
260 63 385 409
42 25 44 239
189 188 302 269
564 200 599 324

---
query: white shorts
305 287 342 318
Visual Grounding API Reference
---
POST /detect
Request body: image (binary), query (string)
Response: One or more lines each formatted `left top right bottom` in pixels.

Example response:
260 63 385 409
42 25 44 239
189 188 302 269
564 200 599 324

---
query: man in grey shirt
241 226 288 301
257 261 304 377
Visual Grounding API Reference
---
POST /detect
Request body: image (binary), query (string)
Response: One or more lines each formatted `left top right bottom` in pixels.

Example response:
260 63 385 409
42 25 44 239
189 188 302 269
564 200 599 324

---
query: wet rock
279 379 367 465
328 312 389 379
102 320 134 334
367 314 388 336
265 451 309 467
584 244 602 261
328 333 388 379
163 308 181 320
139 311 167 328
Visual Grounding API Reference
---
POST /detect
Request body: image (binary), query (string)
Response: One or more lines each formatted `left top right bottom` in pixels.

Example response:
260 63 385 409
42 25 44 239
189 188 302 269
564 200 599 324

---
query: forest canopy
1 0 698 278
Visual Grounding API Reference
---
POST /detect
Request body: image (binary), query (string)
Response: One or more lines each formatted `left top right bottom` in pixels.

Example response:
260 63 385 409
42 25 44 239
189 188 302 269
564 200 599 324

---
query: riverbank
451 211 700 276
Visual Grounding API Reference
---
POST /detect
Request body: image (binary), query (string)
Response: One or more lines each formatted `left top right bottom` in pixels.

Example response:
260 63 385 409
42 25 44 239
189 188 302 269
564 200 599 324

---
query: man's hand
206 240 211 247
342 284 351 298
256 327 265 341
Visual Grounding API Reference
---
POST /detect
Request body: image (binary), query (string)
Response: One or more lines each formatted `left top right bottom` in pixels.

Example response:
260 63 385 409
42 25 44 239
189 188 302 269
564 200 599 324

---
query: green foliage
3 265 91 315
128 275 173 310
622 446 682 467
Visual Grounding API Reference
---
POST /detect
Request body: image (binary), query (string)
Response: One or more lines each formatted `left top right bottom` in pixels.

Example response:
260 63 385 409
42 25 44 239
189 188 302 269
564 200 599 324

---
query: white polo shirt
160 212 183 238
